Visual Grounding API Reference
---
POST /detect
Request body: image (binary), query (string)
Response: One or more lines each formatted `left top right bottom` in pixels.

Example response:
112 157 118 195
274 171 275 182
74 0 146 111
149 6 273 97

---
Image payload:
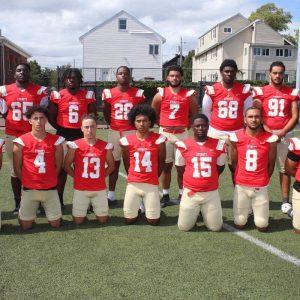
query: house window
119 19 127 30
211 28 216 39
276 49 284 57
253 48 261 56
149 44 159 55
224 27 232 33
262 48 270 56
284 49 292 57
211 47 217 58
255 73 266 80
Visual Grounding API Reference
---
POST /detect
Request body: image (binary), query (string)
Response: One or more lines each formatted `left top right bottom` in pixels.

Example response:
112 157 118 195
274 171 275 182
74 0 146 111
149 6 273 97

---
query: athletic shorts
158 127 188 163
233 184 269 228
291 188 300 231
56 127 83 141
123 182 160 219
72 189 108 217
108 129 136 161
178 188 223 231
274 131 293 173
19 189 62 221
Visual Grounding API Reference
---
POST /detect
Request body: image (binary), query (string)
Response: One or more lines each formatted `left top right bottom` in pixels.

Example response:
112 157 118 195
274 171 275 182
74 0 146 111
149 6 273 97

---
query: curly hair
62 68 83 86
25 105 49 120
128 104 157 128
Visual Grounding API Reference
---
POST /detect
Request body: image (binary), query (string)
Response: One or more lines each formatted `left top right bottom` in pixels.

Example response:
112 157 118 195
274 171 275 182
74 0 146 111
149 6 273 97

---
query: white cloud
0 0 296 68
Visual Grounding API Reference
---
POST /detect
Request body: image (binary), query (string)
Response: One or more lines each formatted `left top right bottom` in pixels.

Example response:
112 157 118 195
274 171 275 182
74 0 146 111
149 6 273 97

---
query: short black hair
166 65 183 76
269 61 285 72
244 106 262 117
62 68 83 85
15 63 31 72
116 66 131 75
219 59 238 72
128 104 157 128
25 105 49 120
82 113 97 124
191 113 209 124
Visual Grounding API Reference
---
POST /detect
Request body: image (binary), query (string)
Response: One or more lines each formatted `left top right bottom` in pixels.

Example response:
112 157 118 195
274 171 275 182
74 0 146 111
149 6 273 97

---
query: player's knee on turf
254 216 268 230
73 216 86 225
19 219 34 230
234 214 248 227
206 219 223 232
146 218 160 226
178 220 195 231
125 217 138 225
96 215 109 224
49 218 61 228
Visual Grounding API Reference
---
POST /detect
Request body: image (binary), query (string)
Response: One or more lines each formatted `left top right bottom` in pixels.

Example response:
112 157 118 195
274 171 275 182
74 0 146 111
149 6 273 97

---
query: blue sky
0 0 298 68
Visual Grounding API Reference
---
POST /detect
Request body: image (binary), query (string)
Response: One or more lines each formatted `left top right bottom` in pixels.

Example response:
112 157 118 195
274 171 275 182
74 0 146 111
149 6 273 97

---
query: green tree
284 29 299 45
248 3 292 32
28 60 43 85
182 50 195 83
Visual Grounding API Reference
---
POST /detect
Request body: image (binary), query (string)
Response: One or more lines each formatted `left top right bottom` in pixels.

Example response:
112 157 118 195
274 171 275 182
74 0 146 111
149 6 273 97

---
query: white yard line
118 171 300 267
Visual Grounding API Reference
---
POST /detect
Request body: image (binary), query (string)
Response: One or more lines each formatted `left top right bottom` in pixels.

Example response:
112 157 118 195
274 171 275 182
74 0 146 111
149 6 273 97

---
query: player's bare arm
12 143 23 180
105 150 115 177
158 142 166 177
102 101 111 125
277 101 299 139
121 145 130 174
48 102 58 129
268 142 277 178
188 94 199 125
230 141 238 173
88 102 97 116
63 148 76 177
55 144 64 175
151 93 162 125
285 157 298 177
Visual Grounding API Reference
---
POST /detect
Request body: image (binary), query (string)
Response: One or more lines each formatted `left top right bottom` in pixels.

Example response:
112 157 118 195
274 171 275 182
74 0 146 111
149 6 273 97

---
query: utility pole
179 36 183 66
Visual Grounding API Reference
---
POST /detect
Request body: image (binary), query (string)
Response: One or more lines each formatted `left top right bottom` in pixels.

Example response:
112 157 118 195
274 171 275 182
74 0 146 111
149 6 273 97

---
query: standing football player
120 105 166 225
152 65 198 207
102 66 145 206
175 114 226 231
48 68 96 208
253 61 299 215
64 114 115 224
284 138 300 234
13 106 64 230
202 59 253 178
0 63 48 213
230 107 277 231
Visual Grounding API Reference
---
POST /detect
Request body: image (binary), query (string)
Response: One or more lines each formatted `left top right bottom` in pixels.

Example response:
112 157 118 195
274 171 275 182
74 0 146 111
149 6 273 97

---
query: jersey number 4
34 152 46 173
191 156 212 178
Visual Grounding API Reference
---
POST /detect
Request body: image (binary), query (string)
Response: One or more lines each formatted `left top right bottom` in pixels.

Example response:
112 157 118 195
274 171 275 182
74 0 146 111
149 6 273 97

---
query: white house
79 10 166 81
192 14 297 82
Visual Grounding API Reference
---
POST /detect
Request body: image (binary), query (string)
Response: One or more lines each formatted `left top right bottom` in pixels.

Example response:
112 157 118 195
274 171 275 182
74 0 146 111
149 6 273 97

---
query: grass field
0 128 299 299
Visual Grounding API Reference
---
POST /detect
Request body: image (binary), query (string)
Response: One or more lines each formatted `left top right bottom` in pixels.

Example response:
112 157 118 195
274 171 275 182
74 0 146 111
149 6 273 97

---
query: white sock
108 191 115 201
162 189 170 195
179 189 183 195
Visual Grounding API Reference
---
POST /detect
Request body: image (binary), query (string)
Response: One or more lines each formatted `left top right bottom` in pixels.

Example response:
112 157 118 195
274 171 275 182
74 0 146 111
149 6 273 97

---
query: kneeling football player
120 105 166 225
13 106 64 230
64 114 115 224
175 114 226 231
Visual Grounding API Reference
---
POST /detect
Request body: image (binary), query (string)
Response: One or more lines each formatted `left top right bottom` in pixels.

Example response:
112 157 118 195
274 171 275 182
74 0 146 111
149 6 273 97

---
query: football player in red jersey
102 66 145 206
0 63 48 214
64 114 115 224
285 138 300 234
13 106 64 230
152 65 198 207
230 107 277 232
175 114 226 231
253 61 299 215
120 105 166 225
48 68 97 208
202 59 253 179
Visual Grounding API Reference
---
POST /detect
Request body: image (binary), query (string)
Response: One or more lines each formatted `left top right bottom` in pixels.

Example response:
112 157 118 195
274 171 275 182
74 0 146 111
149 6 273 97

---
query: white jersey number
245 149 257 171
115 103 133 120
11 102 33 121
268 99 285 117
191 156 212 178
82 157 100 179
218 100 238 119
34 152 46 174
133 151 152 172
169 103 180 119
69 105 79 123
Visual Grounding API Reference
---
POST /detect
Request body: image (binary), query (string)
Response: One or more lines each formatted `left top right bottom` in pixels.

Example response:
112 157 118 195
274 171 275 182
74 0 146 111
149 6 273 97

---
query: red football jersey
253 85 299 130
50 89 95 129
67 138 113 191
120 132 166 184
14 133 65 189
102 87 145 131
205 82 252 131
159 87 195 128
288 138 300 182
176 138 226 192
230 130 277 187
0 83 48 137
